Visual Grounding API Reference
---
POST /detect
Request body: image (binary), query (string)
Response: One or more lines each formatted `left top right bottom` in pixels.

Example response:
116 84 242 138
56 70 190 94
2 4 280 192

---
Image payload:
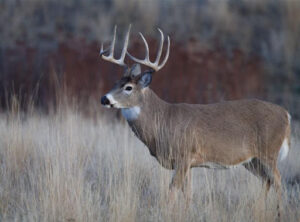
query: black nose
101 96 110 106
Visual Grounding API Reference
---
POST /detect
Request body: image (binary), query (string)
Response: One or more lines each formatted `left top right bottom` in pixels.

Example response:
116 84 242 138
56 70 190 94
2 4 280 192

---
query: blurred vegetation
0 0 299 116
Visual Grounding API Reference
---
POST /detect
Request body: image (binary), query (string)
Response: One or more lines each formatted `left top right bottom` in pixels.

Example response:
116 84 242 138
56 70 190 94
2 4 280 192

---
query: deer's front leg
181 169 192 207
168 162 191 204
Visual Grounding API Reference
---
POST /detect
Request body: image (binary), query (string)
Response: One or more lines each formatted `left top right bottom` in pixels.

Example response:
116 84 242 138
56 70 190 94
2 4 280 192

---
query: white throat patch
121 106 141 121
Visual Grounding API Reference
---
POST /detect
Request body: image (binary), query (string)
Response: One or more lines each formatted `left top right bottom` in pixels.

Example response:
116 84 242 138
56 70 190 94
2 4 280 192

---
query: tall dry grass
0 104 299 221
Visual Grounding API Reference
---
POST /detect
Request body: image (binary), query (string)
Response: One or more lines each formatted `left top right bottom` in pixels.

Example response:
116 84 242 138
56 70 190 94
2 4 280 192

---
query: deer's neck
122 88 170 158
121 88 169 122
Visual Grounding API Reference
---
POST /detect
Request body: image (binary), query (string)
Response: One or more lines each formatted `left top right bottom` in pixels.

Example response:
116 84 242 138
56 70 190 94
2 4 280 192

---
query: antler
100 25 131 66
127 28 170 72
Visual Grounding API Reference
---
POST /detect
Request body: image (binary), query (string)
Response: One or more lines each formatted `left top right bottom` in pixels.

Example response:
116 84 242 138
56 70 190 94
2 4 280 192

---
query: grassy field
0 105 299 222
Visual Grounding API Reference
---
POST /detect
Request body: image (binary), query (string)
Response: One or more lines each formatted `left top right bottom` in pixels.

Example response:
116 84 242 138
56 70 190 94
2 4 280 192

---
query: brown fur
121 87 291 217
128 89 290 168
104 76 290 215
100 25 291 216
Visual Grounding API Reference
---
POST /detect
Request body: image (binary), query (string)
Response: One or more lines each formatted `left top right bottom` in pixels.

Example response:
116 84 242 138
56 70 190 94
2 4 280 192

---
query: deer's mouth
102 103 116 108
104 103 122 109
101 94 120 108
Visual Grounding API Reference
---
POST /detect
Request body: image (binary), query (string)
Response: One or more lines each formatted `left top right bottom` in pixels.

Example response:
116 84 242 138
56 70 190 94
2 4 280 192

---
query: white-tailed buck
100 25 291 215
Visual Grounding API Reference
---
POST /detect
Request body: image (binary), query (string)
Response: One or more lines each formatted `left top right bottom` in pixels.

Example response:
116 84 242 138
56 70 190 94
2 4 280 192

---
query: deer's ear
138 72 152 88
123 66 130 77
129 64 141 77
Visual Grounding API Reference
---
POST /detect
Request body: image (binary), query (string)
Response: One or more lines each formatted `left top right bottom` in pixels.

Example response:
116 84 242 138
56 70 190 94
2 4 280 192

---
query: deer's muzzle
101 96 110 106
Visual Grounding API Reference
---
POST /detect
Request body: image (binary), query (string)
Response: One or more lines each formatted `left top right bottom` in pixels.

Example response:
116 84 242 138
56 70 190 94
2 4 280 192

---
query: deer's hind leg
243 158 283 219
272 167 283 219
243 158 272 199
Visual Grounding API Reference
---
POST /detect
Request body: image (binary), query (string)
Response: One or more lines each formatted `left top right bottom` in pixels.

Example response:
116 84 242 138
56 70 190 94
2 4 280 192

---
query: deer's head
100 25 170 109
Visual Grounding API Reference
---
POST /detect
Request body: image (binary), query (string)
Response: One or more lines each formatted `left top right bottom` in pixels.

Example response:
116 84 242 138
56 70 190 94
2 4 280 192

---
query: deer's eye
125 86 133 91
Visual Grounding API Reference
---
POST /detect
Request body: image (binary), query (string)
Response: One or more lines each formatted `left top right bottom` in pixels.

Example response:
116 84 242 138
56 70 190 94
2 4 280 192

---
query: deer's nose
101 96 110 106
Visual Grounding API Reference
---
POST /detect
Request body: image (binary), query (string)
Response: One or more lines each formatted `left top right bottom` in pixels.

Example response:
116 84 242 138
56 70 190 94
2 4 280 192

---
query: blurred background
0 0 299 117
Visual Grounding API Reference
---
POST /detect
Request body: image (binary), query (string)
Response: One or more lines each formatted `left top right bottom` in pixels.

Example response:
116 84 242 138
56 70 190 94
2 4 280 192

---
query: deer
99 25 291 216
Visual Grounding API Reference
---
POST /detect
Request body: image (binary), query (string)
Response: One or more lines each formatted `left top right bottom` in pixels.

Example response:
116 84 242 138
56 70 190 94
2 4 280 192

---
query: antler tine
127 28 170 72
139 32 150 61
99 43 107 56
110 25 117 58
119 24 131 63
154 28 164 65
100 25 131 67
158 35 170 70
